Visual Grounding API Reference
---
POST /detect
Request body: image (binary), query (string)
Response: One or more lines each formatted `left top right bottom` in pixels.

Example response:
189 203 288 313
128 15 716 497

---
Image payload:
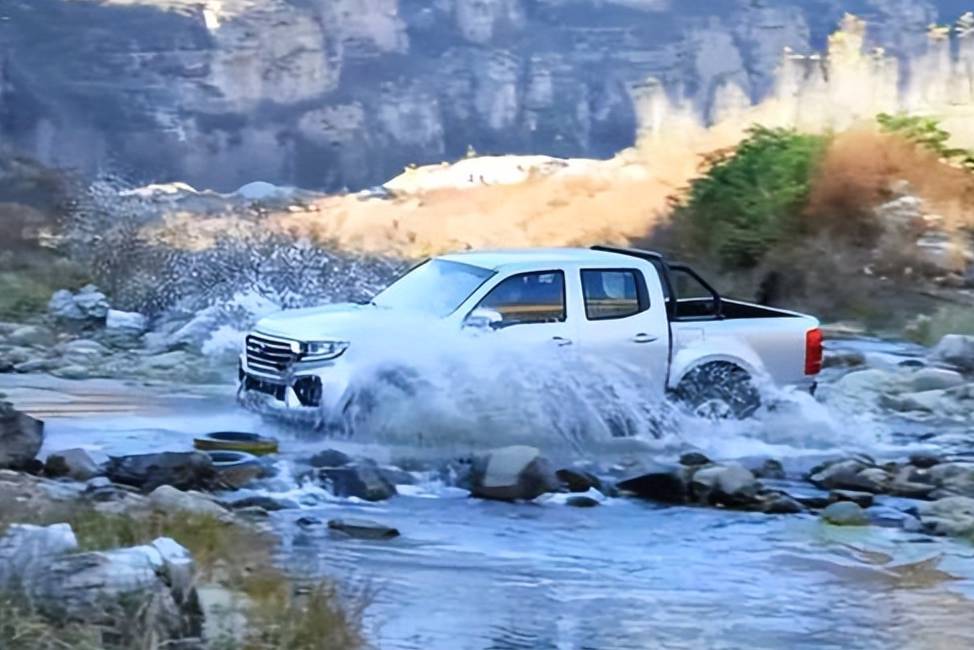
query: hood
253 303 380 341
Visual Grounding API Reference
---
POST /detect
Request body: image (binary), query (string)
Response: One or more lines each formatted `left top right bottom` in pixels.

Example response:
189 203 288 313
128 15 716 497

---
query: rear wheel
673 362 761 420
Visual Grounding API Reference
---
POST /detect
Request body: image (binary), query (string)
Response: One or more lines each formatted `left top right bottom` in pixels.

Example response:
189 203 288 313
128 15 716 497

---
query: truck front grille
245 334 299 377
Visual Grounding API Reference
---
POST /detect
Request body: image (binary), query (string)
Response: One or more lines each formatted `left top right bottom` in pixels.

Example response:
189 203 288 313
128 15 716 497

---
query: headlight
300 340 349 361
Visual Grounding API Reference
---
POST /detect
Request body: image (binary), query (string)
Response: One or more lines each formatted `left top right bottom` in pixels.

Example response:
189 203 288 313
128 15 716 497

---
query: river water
3 336 974 650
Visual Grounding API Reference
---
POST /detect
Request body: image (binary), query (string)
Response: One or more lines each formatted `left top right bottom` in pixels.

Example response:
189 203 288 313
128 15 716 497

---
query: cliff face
0 0 970 191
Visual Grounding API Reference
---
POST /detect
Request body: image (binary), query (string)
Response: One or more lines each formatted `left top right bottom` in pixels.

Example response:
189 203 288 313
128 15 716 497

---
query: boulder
8 324 55 347
226 495 298 511
752 458 786 480
106 451 216 492
678 452 711 467
822 349 866 369
821 501 869 526
148 485 232 521
759 492 803 514
926 462 974 497
106 309 149 334
690 465 759 507
930 334 974 371
0 523 79 588
327 518 400 540
469 446 560 502
320 462 397 501
617 464 689 504
556 467 603 493
565 495 602 508
828 489 874 508
909 452 943 469
809 459 890 493
308 448 352 468
378 465 417 486
48 286 110 322
44 448 102 481
906 368 965 392
0 402 44 470
917 496 974 537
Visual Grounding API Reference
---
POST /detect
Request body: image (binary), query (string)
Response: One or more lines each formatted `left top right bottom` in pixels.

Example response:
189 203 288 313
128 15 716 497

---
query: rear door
575 266 670 394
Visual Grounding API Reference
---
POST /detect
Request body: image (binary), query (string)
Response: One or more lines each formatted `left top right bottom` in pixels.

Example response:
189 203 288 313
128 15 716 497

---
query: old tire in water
206 450 263 490
194 431 279 455
673 362 761 420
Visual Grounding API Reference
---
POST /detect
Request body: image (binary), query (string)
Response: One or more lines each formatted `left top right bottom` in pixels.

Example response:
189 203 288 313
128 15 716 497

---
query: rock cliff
0 0 971 190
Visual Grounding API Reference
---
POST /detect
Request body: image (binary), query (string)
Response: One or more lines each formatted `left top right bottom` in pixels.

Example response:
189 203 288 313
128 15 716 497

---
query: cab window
474 271 566 326
581 269 648 320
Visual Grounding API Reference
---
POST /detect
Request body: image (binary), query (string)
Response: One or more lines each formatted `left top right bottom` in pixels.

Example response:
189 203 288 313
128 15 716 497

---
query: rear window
581 269 648 320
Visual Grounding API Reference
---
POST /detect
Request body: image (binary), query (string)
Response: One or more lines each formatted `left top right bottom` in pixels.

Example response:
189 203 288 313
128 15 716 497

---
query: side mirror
464 308 503 330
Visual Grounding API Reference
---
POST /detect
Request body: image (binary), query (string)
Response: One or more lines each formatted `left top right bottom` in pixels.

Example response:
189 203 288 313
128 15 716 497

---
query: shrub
670 126 829 269
877 113 974 170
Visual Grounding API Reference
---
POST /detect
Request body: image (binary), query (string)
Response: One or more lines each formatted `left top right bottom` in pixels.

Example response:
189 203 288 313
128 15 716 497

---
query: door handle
552 336 573 347
632 333 658 344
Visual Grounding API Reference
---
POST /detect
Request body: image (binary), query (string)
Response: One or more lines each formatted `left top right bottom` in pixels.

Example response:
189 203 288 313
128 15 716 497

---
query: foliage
0 250 91 320
904 305 974 345
0 595 103 650
671 126 829 269
877 113 974 170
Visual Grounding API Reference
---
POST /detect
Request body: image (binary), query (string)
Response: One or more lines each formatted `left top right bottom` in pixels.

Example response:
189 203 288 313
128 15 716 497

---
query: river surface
3 337 974 650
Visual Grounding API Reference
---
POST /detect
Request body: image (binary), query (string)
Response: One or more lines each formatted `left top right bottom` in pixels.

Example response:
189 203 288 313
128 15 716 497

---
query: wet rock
106 309 149 334
320 462 397 501
327 518 400 540
759 492 804 514
14 358 59 374
308 448 352 468
916 496 974 537
51 364 93 380
226 495 298 511
809 459 889 494
148 485 232 522
0 402 44 470
379 465 417 486
909 452 943 469
906 368 965 392
469 446 560 502
106 451 216 492
822 349 866 369
821 501 869 526
616 464 688 504
565 495 601 508
8 324 55 348
690 465 759 507
930 334 974 371
926 462 974 497
887 480 937 499
829 490 874 508
556 467 603 493
678 452 711 467
752 459 786 480
44 448 102 481
206 450 262 490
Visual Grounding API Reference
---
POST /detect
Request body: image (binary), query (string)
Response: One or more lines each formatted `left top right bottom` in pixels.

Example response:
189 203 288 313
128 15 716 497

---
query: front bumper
237 354 350 411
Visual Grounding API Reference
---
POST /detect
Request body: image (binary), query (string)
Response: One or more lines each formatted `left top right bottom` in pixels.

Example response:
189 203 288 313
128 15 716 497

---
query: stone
917 496 974 537
226 495 297 511
469 446 560 502
556 467 603 493
909 452 943 469
106 309 149 333
887 480 937 499
0 402 44 470
320 463 397 501
565 495 601 508
930 334 974 371
906 368 965 392
308 448 352 468
148 485 233 522
8 325 55 347
72 285 111 320
51 364 93 380
617 464 689 504
378 465 417 486
690 465 759 507
679 452 711 467
880 390 945 413
822 349 866 369
44 448 102 481
821 501 869 526
327 518 400 540
48 289 84 320
809 459 889 493
759 492 803 514
106 451 216 492
926 462 974 497
829 489 874 508
0 524 79 588
752 458 786 480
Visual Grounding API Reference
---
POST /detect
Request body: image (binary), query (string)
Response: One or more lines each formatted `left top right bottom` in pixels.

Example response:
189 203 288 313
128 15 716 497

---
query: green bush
671 126 829 269
877 113 974 170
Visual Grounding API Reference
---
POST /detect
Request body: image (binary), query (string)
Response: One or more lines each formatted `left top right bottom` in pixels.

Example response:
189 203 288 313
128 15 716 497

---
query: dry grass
0 505 367 650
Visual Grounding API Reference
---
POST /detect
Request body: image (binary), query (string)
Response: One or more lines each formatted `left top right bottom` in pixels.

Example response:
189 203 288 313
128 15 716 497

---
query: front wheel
673 362 761 420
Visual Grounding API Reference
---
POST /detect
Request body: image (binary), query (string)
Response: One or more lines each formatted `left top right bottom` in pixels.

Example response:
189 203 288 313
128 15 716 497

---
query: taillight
805 327 823 375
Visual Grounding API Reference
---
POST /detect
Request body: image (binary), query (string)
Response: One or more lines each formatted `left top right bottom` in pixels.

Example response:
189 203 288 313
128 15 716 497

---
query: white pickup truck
239 247 822 428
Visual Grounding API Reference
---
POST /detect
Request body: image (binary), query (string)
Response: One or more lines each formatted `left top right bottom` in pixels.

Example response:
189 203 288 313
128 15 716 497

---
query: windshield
372 259 495 317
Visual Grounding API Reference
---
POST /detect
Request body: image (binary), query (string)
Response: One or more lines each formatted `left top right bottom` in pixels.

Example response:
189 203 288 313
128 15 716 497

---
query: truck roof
437 247 657 271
